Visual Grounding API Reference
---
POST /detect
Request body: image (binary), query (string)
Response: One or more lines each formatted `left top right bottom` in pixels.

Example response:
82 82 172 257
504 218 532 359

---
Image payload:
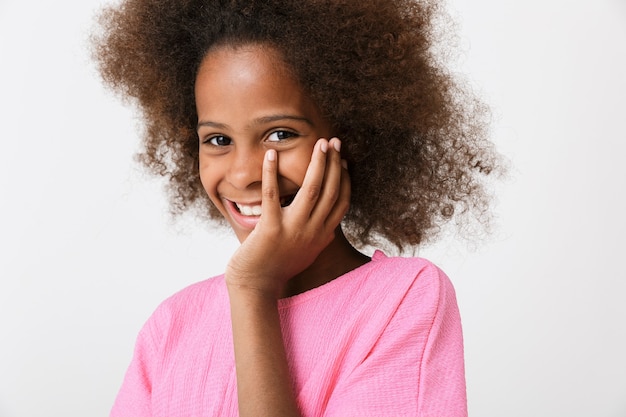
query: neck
281 228 370 298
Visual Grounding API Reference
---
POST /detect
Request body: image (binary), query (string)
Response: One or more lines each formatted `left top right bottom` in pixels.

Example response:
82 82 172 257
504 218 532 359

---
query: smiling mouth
234 194 296 216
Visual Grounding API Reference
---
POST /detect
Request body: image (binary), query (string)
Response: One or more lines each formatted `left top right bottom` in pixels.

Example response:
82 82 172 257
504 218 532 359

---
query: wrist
225 277 281 302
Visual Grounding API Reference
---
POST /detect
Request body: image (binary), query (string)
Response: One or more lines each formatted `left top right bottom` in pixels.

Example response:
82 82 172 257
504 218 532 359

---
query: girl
92 0 500 415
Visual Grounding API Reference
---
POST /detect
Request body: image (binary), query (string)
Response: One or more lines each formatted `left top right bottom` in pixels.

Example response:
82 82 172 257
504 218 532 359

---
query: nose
226 145 264 190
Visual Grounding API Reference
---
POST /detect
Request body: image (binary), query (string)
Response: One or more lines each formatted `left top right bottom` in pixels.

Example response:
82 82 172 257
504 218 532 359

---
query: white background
1 0 625 416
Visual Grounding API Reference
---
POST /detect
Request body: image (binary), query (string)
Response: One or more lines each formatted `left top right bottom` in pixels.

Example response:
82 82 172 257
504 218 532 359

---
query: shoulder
163 274 226 306
370 250 452 295
156 274 225 313
140 275 228 341
367 251 459 323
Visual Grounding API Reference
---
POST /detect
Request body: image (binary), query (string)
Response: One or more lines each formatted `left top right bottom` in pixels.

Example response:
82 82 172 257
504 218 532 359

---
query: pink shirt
111 251 467 416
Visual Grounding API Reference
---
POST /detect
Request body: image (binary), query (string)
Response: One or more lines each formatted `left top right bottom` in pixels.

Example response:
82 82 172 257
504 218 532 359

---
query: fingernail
266 149 276 161
333 138 341 152
320 140 328 153
341 159 348 169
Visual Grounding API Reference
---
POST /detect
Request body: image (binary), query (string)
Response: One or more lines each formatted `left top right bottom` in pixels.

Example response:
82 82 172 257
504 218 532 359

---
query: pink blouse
111 251 467 416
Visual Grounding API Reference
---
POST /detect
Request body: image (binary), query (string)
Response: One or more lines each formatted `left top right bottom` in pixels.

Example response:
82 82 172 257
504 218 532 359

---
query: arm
227 289 299 416
226 138 349 417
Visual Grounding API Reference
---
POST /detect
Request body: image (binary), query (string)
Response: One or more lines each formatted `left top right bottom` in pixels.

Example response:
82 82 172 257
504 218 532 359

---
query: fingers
309 138 347 225
323 148 351 229
289 138 330 218
261 149 281 222
266 137 349 232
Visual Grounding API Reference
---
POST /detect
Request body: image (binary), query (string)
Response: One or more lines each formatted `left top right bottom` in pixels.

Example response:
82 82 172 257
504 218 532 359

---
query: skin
195 44 369 415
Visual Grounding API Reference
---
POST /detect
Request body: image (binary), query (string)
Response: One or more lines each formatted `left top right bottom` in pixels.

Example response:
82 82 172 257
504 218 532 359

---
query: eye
266 130 298 142
205 135 232 146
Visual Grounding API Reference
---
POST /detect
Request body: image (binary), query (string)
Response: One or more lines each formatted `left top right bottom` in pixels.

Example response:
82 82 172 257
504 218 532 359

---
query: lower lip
225 200 261 230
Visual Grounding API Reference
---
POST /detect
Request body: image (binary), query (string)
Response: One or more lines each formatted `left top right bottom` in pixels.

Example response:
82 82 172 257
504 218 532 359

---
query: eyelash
202 130 299 146
267 130 298 142
204 135 231 146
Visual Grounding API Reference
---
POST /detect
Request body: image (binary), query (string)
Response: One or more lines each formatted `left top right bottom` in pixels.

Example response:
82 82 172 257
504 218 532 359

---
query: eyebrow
196 114 314 131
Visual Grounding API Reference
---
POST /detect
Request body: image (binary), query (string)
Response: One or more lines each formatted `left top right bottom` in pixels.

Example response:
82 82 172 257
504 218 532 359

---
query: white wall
0 1 624 416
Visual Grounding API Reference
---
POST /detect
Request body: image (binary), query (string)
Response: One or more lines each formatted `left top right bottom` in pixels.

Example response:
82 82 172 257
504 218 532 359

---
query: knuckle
324 185 340 202
263 186 278 200
305 184 322 201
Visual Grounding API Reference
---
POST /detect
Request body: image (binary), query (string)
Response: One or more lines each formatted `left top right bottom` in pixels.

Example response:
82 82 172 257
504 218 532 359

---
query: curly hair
91 0 502 251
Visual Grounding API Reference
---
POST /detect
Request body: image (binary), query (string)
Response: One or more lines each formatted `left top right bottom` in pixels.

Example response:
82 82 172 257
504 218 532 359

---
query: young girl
92 0 500 415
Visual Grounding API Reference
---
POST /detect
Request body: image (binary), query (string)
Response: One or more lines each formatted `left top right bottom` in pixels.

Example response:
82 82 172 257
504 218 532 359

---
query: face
195 44 333 242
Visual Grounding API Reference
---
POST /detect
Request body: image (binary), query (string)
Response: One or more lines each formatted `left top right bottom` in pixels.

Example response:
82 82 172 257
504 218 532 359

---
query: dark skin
282 228 369 297
94 0 499 253
93 0 500 413
226 142 367 415
196 44 369 415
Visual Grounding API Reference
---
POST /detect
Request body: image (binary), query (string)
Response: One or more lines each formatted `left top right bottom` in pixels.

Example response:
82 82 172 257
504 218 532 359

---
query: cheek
277 147 314 184
199 167 227 216
198 159 218 195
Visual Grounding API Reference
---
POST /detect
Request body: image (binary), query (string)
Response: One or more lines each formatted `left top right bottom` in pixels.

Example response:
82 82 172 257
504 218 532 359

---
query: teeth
236 203 262 216
235 194 295 215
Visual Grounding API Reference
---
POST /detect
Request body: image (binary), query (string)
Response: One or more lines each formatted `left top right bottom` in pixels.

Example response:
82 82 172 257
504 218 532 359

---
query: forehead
194 44 317 121
195 44 298 92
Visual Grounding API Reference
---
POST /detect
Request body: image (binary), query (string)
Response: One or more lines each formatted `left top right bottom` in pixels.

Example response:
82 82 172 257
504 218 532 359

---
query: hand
225 137 350 299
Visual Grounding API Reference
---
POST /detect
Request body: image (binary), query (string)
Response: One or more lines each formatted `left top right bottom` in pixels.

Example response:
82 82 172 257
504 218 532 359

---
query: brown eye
267 130 298 142
206 135 232 146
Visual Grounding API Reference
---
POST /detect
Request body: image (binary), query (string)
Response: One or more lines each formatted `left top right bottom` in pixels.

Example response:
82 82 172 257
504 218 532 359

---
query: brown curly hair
91 0 502 251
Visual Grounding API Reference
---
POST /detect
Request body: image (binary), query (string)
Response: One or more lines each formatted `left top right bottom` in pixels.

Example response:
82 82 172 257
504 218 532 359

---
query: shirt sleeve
109 317 159 417
323 263 467 417
416 268 467 417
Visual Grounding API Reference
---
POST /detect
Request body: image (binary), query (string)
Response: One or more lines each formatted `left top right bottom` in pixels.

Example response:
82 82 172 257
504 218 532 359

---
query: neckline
277 250 386 309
